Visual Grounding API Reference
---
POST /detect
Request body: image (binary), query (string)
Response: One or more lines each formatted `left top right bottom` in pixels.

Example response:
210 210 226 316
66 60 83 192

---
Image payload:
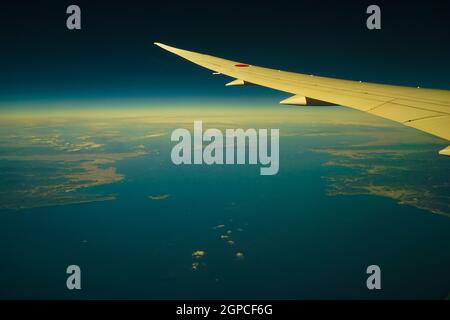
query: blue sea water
0 129 449 299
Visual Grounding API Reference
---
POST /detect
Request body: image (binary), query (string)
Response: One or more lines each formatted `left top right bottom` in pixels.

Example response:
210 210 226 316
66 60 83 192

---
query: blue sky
1 0 450 106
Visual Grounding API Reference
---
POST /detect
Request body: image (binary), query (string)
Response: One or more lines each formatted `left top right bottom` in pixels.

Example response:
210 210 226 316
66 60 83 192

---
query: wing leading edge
154 42 450 156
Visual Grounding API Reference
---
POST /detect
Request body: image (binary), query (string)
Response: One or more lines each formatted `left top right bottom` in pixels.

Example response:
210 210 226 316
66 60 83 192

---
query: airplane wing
154 42 450 156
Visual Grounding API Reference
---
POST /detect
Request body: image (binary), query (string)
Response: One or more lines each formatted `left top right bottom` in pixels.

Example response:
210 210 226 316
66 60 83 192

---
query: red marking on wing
235 64 250 67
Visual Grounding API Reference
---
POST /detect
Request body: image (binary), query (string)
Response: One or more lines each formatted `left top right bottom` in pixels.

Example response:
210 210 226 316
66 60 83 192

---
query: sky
1 0 450 106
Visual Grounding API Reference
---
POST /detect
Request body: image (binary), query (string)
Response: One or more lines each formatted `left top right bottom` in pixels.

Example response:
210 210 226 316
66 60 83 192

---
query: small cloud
148 194 170 201
192 250 206 259
235 252 244 259
191 262 200 271
143 133 166 139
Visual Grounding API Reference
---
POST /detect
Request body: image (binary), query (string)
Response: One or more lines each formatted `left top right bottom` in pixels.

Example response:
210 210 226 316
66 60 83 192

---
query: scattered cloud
148 194 170 201
192 250 206 259
235 252 244 259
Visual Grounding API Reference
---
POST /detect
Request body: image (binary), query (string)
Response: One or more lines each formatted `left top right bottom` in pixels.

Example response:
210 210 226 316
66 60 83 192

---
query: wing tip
153 42 169 50
153 42 188 56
